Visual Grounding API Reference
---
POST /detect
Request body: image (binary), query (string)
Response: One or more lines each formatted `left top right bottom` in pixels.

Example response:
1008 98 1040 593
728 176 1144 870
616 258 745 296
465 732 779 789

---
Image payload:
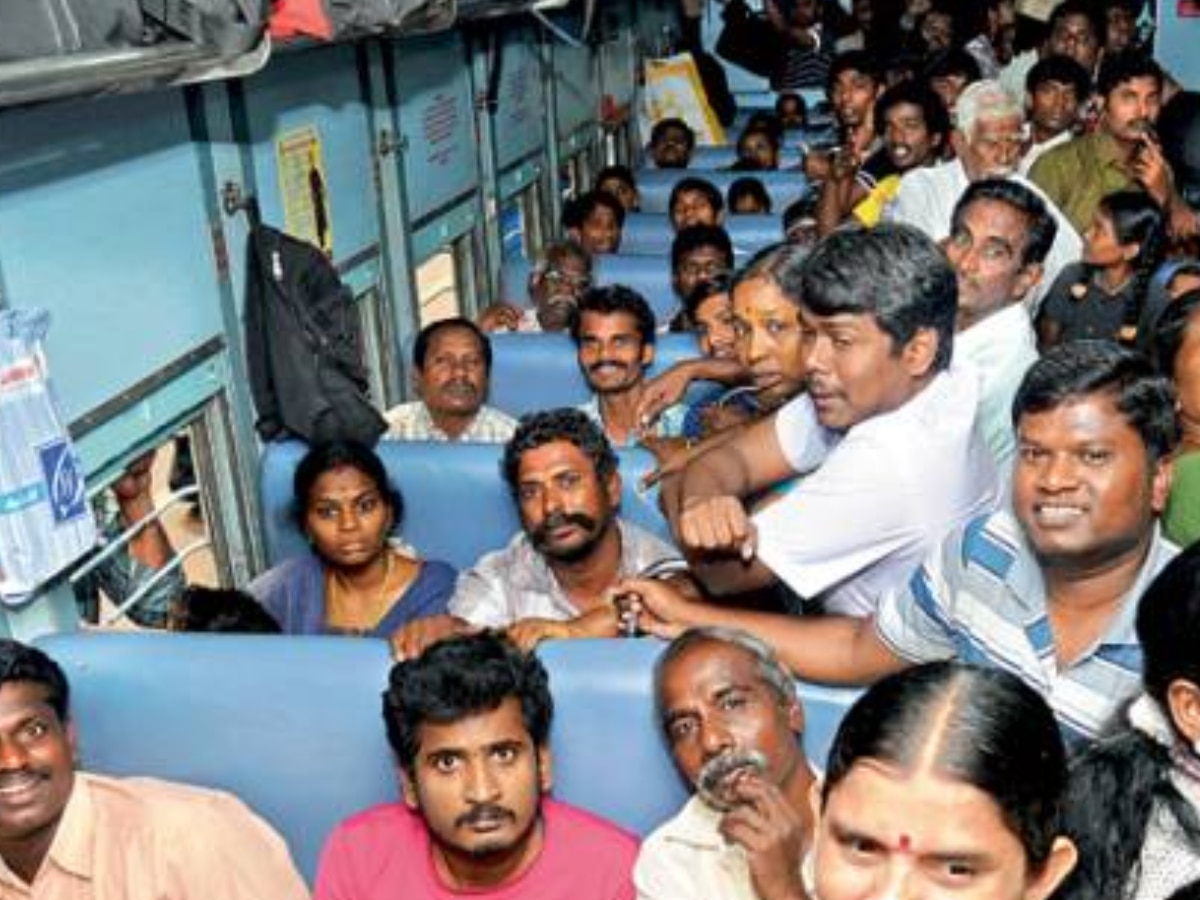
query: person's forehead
662 640 766 701
580 308 641 334
676 188 714 206
517 439 596 479
1034 78 1079 94
973 114 1024 137
1108 75 1160 97
1017 391 1139 439
428 326 483 356
885 101 926 124
415 696 534 752
0 681 62 729
962 197 1028 235
1054 13 1097 36
683 244 729 262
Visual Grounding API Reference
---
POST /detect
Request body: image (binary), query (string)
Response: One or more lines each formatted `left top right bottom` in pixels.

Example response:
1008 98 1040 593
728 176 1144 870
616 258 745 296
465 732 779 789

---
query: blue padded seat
636 169 811 215
619 212 783 257
258 439 674 570
500 254 678 322
36 633 860 883
684 145 803 169
487 331 703 418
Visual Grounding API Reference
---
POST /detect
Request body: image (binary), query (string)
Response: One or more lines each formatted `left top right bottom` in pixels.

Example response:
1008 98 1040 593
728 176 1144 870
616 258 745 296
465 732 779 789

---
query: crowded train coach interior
3 0 1200 896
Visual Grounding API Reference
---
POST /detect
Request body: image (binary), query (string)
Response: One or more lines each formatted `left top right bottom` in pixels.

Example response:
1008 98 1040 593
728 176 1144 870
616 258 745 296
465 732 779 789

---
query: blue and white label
38 439 87 524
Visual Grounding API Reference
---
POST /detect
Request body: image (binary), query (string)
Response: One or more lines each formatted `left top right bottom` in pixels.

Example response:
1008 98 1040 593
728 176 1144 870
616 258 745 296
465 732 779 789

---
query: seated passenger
1037 190 1166 351
1019 55 1091 175
922 47 982 119
1154 291 1200 548
648 118 696 169
572 286 688 445
635 627 817 900
810 663 1078 900
669 224 734 324
944 179 1055 470
775 91 807 129
728 177 772 215
479 240 593 334
781 197 819 247
0 640 309 899
1060 542 1200 900
313 633 639 900
249 441 457 638
73 451 184 629
734 127 781 171
564 191 624 255
168 585 282 633
656 225 996 617
435 409 682 654
596 164 640 212
669 178 725 232
384 318 516 443
623 341 1180 742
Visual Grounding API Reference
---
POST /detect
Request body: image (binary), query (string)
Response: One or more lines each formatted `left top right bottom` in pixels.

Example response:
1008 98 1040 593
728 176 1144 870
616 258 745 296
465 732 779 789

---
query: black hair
922 47 982 87
731 241 808 307
501 408 618 497
566 190 627 230
672 225 734 275
682 274 734 325
412 316 492 373
1011 340 1179 463
728 177 773 214
781 196 818 234
291 440 404 532
800 224 957 371
744 110 784 141
1097 49 1163 97
0 640 70 723
827 49 883 97
1168 883 1200 900
596 164 636 193
1157 92 1200 205
1095 190 1167 344
650 117 696 151
823 662 1068 872
951 178 1058 266
382 632 553 770
774 91 807 120
569 284 657 346
1058 543 1200 900
1152 289 1200 377
669 177 725 220
1026 54 1093 100
874 79 951 144
170 586 282 634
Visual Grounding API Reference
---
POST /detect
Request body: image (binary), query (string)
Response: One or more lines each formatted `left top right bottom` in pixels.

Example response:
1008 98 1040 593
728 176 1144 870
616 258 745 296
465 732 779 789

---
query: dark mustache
532 512 598 545
442 380 478 392
587 359 630 374
456 803 515 828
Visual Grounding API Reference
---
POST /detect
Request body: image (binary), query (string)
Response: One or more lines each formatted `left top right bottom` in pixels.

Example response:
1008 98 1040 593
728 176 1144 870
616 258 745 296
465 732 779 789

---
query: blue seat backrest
36 633 859 883
259 439 676 570
684 145 803 169
487 331 703 417
619 213 783 257
499 254 677 322
636 169 811 215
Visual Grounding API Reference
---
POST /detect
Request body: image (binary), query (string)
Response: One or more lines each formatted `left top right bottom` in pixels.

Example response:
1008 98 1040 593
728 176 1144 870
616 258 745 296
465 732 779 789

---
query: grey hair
653 626 798 730
956 79 1023 139
530 238 592 277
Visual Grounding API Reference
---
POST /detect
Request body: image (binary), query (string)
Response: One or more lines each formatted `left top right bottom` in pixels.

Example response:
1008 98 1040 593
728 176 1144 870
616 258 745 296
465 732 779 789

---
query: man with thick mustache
315 633 639 900
0 640 309 899
384 318 516 443
635 627 817 900
572 286 687 447
443 409 683 652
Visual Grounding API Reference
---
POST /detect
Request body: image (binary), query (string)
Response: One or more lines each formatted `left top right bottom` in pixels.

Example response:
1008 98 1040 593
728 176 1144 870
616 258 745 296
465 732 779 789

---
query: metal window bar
101 536 210 627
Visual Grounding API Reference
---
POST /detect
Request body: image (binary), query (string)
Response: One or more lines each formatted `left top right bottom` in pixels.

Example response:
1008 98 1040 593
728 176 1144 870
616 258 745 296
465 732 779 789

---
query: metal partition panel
390 33 480 224
495 30 546 172
236 44 380 270
0 91 225 423
553 37 599 141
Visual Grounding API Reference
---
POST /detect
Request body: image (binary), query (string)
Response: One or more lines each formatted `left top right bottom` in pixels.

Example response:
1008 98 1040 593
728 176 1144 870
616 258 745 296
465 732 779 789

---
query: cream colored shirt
0 772 310 900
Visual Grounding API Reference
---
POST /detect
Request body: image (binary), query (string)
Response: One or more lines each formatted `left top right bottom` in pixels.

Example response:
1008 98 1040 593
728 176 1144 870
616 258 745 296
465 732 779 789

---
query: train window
354 285 391 408
415 250 460 324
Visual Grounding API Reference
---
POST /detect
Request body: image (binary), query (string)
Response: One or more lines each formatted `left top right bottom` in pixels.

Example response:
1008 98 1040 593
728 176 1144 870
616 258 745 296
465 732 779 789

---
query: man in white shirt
383 318 516 443
660 224 997 617
1018 55 1091 175
944 178 1055 471
635 627 817 900
888 79 1081 307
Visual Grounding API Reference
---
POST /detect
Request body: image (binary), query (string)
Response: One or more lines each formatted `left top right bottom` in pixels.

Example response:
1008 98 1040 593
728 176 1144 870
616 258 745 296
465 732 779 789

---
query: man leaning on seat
0 640 310 900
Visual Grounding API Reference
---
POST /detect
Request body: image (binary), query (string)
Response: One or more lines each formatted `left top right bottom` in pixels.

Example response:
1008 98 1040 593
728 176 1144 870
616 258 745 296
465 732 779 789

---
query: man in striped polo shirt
619 340 1179 742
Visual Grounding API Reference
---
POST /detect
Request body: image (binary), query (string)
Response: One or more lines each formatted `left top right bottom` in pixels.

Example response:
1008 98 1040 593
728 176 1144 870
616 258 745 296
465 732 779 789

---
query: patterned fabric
577 395 688 446
382 402 517 443
876 508 1178 742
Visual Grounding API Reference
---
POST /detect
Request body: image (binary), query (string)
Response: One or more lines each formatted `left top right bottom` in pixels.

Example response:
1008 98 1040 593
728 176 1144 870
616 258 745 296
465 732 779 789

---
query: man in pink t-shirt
314 633 638 900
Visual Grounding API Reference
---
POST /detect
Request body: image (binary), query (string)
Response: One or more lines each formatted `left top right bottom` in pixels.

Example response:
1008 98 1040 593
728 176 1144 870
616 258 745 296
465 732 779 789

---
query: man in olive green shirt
1030 50 1169 234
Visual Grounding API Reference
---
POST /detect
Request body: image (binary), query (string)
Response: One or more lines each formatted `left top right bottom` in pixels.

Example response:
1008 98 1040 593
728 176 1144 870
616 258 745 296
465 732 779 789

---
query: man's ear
900 326 940 378
1014 262 1044 301
1150 453 1174 515
1025 837 1079 900
67 720 80 767
606 470 623 509
641 342 656 369
949 129 968 160
537 745 554 794
1167 678 1200 746
400 768 420 810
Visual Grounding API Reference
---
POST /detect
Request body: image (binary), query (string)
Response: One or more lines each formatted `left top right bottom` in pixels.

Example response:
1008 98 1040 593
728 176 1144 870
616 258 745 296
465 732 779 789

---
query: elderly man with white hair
887 79 1081 304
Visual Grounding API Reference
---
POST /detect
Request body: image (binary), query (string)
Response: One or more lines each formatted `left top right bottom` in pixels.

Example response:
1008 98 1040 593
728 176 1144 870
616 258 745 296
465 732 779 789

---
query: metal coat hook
221 181 261 228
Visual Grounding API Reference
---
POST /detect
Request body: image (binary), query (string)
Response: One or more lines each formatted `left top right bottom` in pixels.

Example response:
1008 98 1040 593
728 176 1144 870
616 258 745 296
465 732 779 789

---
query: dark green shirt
1029 131 1135 235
